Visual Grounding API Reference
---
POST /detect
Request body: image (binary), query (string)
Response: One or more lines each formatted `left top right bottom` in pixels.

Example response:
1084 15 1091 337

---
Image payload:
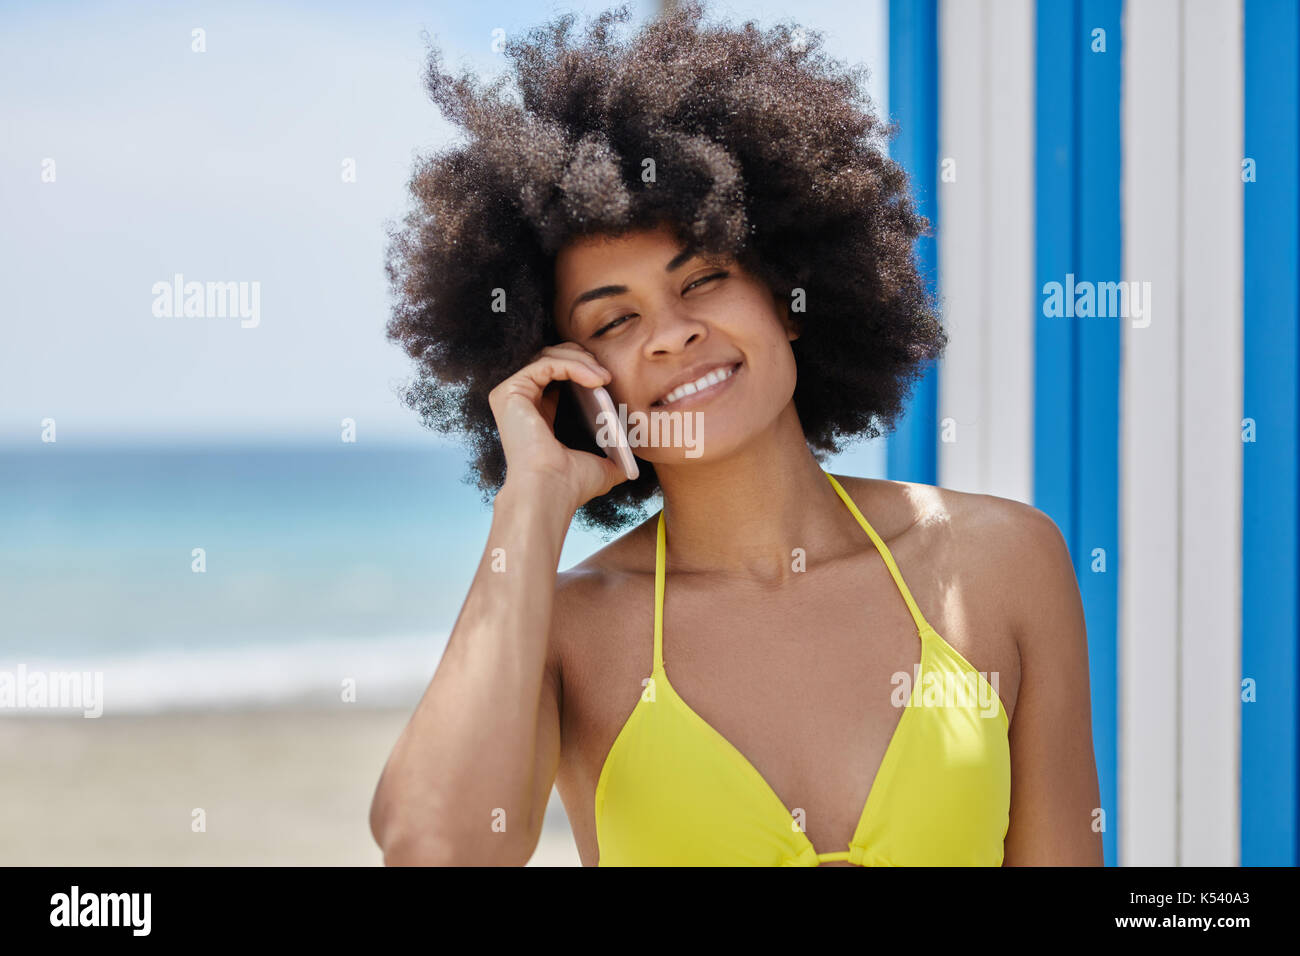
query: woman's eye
594 314 634 337
686 271 728 292
592 272 728 336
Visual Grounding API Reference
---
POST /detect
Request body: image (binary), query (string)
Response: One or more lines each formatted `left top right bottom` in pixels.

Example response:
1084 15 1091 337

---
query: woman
371 1 1103 866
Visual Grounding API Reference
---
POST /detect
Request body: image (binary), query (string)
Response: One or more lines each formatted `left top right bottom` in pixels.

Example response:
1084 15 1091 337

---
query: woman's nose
642 304 708 354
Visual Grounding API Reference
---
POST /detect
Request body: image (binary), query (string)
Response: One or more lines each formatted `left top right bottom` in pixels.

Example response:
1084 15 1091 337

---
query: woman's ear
769 285 801 341
782 301 801 341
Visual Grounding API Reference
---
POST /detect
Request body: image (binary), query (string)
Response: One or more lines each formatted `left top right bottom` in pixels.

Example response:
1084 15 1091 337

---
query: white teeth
658 363 737 406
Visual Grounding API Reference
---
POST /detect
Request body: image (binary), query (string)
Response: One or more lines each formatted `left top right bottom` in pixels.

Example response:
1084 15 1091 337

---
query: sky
0 0 887 447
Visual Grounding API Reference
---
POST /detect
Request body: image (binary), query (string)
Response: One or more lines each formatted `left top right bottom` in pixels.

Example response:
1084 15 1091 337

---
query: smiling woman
372 0 1102 869
383 0 946 532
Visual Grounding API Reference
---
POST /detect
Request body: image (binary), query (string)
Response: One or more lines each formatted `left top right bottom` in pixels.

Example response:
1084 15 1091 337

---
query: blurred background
1 0 1294 867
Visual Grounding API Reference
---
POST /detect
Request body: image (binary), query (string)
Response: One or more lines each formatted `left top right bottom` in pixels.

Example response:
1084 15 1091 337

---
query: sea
0 441 630 715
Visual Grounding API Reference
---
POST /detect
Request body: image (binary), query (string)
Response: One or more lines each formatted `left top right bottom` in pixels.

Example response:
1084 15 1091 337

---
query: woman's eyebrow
566 244 699 325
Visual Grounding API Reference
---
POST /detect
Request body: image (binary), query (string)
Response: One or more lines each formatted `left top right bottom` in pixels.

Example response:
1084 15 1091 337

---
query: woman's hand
488 342 630 511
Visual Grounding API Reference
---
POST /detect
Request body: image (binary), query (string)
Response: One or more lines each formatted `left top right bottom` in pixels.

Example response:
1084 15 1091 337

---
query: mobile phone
568 381 639 481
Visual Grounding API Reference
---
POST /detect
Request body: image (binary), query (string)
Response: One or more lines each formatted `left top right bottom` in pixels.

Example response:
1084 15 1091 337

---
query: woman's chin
632 429 746 466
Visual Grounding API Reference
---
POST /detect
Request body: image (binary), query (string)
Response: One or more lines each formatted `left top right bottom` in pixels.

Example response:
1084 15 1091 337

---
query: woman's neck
652 403 868 585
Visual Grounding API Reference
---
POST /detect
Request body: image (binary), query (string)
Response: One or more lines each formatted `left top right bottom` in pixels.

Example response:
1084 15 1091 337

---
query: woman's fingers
529 343 611 385
486 344 629 508
490 356 607 416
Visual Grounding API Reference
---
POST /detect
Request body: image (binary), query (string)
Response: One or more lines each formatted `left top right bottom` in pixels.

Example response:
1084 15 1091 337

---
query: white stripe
981 0 1034 502
936 0 1033 503
1178 0 1243 866
1120 0 1182 867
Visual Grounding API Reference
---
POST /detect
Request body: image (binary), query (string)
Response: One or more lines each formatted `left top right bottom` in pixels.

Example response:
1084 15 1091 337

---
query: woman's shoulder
548 518 659 705
560 509 658 581
831 472 1063 555
832 474 1073 631
552 513 658 623
839 475 1078 661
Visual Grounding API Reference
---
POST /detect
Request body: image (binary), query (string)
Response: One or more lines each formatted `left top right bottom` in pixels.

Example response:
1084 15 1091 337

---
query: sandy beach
0 708 582 866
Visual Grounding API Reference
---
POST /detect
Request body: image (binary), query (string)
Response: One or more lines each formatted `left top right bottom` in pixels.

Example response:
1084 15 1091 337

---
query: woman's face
551 223 800 464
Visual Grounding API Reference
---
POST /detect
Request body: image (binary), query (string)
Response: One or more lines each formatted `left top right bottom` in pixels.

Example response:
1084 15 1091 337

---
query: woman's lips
650 361 743 411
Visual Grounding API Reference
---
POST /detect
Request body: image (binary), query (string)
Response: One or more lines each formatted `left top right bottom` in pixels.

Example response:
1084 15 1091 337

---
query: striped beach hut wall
883 0 1297 866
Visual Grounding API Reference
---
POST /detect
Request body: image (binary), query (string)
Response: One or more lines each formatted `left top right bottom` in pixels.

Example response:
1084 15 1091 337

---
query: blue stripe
1075 0 1121 870
1242 0 1300 867
1035 0 1121 866
1035 2 1079 548
887 0 939 484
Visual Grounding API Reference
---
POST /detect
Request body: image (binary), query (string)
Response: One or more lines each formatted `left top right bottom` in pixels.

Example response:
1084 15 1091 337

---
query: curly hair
384 0 946 535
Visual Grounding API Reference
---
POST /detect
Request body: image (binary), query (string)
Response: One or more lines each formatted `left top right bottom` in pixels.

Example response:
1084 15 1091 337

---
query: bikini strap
653 508 666 673
823 470 933 637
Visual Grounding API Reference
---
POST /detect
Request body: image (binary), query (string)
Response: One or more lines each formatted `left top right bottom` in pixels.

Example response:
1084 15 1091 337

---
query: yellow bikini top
594 470 1011 866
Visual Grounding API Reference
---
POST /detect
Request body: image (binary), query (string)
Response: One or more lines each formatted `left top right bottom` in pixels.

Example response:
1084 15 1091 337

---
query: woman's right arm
368 344 627 866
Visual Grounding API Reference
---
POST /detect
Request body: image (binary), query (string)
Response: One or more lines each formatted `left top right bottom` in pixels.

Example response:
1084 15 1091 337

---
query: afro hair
384 0 946 535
